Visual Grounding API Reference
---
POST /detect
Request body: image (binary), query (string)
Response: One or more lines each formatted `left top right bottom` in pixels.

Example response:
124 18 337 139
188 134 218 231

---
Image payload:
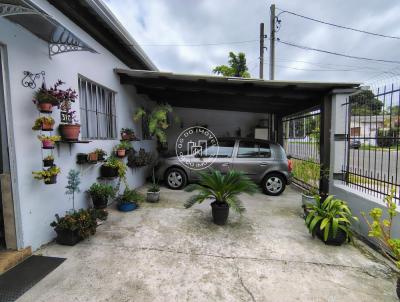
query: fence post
319 96 331 195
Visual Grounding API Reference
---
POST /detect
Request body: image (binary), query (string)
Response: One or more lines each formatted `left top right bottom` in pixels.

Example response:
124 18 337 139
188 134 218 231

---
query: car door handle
221 163 230 167
260 162 268 166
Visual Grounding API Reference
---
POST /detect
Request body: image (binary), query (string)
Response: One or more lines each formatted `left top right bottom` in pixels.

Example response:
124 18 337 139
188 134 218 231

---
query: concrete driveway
18 186 398 301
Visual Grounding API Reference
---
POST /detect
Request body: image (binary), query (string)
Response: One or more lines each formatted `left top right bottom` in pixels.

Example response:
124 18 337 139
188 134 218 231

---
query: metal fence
342 84 400 203
282 110 321 192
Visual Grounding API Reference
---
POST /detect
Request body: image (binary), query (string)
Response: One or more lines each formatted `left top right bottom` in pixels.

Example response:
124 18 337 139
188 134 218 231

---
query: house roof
47 0 156 70
116 69 360 114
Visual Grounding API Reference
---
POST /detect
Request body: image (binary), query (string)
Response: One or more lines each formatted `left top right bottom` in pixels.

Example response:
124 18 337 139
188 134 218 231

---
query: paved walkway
18 186 398 301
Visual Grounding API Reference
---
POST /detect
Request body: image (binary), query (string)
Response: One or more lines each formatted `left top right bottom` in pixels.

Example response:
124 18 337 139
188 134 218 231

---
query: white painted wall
0 1 156 250
165 107 270 150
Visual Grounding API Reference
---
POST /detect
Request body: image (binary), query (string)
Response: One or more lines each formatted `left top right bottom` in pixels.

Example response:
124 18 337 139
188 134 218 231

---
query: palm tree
212 52 250 78
184 170 258 225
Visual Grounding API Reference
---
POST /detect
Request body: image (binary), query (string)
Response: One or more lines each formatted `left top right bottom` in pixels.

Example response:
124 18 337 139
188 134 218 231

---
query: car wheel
262 173 286 196
165 167 187 190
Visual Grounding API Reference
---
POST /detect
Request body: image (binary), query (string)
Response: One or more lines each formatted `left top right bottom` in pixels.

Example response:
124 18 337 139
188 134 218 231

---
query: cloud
106 0 400 84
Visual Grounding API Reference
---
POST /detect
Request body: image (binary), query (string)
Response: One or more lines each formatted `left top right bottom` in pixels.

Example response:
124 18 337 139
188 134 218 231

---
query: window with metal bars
78 77 117 139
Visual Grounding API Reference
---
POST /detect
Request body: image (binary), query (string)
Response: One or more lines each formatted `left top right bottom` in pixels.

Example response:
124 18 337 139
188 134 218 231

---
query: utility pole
269 4 276 80
259 23 265 79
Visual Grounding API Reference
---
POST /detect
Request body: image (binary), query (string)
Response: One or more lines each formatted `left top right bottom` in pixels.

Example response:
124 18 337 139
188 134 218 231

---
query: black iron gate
282 110 321 193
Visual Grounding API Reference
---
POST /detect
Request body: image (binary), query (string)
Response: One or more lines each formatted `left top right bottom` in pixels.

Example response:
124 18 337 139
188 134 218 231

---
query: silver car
155 138 291 195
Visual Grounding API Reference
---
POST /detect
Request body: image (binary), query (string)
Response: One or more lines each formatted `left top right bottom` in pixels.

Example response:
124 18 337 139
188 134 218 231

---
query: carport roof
116 69 360 114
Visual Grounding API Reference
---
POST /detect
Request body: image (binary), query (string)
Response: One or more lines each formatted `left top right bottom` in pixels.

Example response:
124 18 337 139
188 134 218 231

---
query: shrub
88 183 115 200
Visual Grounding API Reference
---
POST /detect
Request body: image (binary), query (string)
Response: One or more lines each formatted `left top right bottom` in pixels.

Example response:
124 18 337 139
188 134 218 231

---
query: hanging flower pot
76 153 88 164
44 175 57 185
37 102 54 113
42 139 55 149
32 117 55 132
100 165 118 178
43 156 54 167
59 124 81 141
88 152 98 163
32 166 60 185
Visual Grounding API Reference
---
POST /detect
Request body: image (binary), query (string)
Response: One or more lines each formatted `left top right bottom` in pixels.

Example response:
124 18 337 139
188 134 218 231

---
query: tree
65 169 81 210
212 52 250 78
350 90 383 116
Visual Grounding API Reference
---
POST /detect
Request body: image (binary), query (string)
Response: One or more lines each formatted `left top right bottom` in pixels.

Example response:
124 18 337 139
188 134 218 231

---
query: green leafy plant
115 141 132 151
116 188 144 205
148 167 160 192
212 52 250 78
128 148 152 167
133 104 178 143
88 183 115 201
121 128 135 135
305 195 358 242
32 116 55 130
32 82 61 105
291 159 321 196
362 189 400 268
104 156 127 179
37 135 61 142
184 170 258 213
94 148 107 157
65 170 80 210
32 166 61 182
50 208 107 239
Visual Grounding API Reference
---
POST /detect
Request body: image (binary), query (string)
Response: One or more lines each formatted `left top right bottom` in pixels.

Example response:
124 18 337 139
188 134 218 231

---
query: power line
276 8 400 40
264 63 368 72
140 39 259 47
277 39 400 64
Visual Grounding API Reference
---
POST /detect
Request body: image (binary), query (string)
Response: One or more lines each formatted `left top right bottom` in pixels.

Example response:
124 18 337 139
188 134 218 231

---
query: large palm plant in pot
184 170 258 225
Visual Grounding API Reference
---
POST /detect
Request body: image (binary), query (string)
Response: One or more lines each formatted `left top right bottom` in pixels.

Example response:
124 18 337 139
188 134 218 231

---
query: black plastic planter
100 165 118 178
76 153 88 164
211 201 229 225
92 196 108 209
55 229 82 246
315 225 347 246
43 159 54 167
44 175 57 185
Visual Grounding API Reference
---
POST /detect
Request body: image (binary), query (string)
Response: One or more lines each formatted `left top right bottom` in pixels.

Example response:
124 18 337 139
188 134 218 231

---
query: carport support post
319 96 331 195
275 115 283 146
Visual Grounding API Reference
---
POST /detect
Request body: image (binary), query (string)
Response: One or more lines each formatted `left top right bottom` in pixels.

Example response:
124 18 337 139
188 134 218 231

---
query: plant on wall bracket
133 103 179 144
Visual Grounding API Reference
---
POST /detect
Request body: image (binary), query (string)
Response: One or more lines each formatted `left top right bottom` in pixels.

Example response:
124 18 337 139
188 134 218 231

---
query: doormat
0 255 65 302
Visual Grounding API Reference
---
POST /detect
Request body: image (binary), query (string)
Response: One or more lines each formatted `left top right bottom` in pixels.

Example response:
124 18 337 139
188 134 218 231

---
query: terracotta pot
59 124 80 141
41 120 54 131
88 152 98 163
117 149 126 157
42 139 55 149
37 102 53 113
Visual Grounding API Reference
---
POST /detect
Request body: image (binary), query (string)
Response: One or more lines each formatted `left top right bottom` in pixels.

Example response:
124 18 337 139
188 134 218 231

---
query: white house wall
0 1 156 250
165 107 271 149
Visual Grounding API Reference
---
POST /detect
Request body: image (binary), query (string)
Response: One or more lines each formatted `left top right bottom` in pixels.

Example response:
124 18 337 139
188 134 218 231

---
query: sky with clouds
105 0 400 85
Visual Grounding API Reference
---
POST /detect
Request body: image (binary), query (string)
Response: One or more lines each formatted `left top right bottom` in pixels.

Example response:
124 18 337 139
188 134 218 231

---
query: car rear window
237 141 271 158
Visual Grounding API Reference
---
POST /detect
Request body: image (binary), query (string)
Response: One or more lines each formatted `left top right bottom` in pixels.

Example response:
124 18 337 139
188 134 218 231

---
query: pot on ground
100 165 118 178
42 139 55 149
43 159 54 167
302 194 316 207
44 175 57 185
147 191 160 203
315 222 347 246
211 201 229 225
55 228 81 246
91 196 108 209
37 102 53 113
117 202 138 212
59 124 80 141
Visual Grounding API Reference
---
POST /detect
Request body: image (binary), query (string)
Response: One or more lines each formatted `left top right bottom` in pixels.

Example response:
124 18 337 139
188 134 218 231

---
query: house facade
350 115 384 146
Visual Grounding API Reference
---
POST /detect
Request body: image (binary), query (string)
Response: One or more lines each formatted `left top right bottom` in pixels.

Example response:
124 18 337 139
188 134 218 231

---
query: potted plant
127 148 151 168
32 82 61 113
37 135 61 149
32 166 61 184
362 190 400 298
100 156 127 178
184 170 258 225
95 148 107 161
76 153 88 164
88 183 115 209
120 128 137 141
87 151 98 163
32 116 55 131
147 168 160 203
305 195 358 245
56 81 80 141
291 159 321 206
116 188 143 212
43 155 54 167
65 169 80 210
50 208 107 246
114 141 131 158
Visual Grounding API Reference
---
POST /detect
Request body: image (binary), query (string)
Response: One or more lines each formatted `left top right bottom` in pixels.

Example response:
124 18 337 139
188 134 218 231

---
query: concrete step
0 247 32 274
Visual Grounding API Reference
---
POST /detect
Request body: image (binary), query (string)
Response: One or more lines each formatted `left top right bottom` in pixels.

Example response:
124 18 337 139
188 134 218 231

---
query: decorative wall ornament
0 4 40 17
21 71 45 89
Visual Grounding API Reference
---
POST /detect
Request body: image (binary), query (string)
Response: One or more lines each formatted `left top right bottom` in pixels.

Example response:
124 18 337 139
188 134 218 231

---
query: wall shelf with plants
120 128 140 141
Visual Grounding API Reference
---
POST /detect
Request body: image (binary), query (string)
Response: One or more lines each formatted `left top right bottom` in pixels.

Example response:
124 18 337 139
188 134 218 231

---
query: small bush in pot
120 128 137 141
50 208 108 246
362 190 400 298
32 82 61 113
32 166 61 184
116 188 143 212
101 156 127 178
57 81 80 141
32 116 55 131
37 135 61 149
88 183 115 209
87 151 98 163
43 155 54 167
95 148 107 161
147 168 160 202
114 141 131 158
305 195 358 245
184 170 258 225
